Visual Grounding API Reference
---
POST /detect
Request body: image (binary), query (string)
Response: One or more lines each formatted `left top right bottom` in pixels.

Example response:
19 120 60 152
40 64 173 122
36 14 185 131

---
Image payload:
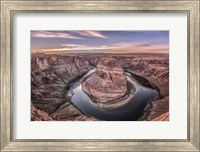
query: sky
31 31 169 54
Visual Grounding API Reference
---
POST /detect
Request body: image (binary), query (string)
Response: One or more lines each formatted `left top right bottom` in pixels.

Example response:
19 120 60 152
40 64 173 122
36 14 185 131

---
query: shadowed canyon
31 54 169 121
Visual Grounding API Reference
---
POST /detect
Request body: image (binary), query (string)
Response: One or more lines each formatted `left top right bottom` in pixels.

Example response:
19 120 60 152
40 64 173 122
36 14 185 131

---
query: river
67 69 158 121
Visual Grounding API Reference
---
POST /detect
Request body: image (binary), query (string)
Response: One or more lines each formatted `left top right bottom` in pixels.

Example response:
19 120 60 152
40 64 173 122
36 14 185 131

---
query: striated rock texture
31 54 169 121
124 54 169 121
31 104 53 121
31 54 98 121
52 102 97 121
82 58 127 103
152 112 169 121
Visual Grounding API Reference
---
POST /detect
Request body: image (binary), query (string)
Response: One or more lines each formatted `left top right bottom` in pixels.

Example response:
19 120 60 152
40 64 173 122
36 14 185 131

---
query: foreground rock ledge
82 57 128 103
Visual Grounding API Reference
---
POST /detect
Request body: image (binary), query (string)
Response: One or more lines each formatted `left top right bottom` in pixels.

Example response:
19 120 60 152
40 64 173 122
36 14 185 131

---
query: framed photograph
0 0 199 151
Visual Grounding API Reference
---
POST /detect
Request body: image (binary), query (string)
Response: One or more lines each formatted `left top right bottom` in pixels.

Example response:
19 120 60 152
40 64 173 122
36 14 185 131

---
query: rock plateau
82 58 128 103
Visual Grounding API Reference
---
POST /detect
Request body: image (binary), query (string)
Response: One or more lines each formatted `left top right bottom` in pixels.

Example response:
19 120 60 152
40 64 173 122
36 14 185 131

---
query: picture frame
0 0 199 151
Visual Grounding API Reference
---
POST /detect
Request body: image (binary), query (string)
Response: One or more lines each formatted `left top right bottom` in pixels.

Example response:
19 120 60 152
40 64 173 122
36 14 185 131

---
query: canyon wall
31 54 169 121
31 55 97 121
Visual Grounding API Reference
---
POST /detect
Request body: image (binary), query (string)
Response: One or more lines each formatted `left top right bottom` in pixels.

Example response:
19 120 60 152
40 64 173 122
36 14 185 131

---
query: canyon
31 54 169 121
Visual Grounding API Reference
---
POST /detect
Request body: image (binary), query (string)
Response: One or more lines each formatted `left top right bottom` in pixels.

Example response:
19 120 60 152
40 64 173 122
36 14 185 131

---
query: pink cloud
51 44 114 51
111 42 169 50
31 31 82 39
74 31 107 38
32 43 115 53
32 42 169 54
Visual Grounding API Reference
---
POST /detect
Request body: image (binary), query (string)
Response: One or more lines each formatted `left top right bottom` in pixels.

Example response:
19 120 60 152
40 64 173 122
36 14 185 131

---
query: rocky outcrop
152 112 169 121
31 54 169 121
138 97 169 121
31 54 97 121
31 104 53 121
52 102 97 121
125 54 169 121
82 58 127 103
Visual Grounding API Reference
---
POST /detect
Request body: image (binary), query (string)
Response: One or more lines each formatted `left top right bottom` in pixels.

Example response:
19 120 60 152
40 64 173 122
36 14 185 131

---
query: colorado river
67 69 158 121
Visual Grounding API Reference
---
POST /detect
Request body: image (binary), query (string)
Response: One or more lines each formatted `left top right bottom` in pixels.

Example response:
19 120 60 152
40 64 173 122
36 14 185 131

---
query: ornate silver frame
1 0 199 151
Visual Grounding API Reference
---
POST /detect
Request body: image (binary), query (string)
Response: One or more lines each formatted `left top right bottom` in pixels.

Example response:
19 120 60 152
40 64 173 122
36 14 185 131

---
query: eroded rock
31 104 53 121
82 57 127 103
31 55 97 121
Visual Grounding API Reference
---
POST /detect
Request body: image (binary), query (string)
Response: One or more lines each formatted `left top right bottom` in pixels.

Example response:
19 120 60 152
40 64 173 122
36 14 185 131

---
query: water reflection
69 69 158 121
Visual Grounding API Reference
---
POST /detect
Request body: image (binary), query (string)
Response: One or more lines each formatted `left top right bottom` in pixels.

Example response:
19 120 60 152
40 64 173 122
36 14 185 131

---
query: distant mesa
82 57 128 103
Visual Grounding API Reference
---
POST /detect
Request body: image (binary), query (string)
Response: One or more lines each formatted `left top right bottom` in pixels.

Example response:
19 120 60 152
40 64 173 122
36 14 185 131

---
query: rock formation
31 104 53 121
82 57 128 103
31 54 169 121
31 54 97 121
152 112 169 121
126 54 169 121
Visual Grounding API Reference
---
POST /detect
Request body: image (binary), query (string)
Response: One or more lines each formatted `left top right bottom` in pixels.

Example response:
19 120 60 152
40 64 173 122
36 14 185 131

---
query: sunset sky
31 31 169 54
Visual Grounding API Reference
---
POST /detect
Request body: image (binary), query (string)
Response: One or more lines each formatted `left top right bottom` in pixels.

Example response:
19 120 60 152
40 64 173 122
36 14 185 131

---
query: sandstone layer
31 104 53 121
31 54 169 121
123 55 169 121
82 58 127 103
31 55 97 121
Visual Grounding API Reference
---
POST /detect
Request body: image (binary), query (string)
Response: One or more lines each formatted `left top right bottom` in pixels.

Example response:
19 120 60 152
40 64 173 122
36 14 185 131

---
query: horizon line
31 50 169 55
